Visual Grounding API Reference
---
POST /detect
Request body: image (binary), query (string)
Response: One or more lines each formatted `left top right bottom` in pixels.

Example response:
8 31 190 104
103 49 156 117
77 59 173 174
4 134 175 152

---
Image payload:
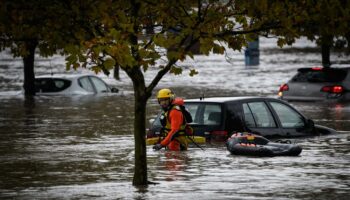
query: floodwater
0 94 349 200
1 38 350 199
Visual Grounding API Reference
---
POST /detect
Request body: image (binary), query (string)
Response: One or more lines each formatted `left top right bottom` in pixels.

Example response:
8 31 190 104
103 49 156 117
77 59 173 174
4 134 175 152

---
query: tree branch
146 58 177 95
214 22 283 37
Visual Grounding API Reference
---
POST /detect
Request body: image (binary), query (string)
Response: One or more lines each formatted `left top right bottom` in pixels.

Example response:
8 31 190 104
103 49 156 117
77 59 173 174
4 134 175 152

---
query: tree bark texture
23 40 38 96
321 35 332 68
114 66 120 80
132 93 148 186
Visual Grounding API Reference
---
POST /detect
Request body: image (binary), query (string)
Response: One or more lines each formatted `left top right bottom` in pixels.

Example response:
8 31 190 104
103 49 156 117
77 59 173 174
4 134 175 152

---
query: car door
241 100 283 137
89 76 110 93
185 102 224 138
267 100 310 137
78 76 96 93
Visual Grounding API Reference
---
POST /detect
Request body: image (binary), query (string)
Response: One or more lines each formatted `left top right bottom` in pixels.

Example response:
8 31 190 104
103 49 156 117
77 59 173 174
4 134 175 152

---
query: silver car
35 74 118 95
278 67 350 102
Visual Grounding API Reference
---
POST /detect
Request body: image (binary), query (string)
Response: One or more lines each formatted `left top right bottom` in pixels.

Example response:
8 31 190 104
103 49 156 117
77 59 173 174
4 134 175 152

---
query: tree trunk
132 84 148 186
23 40 38 96
321 35 332 68
114 65 120 80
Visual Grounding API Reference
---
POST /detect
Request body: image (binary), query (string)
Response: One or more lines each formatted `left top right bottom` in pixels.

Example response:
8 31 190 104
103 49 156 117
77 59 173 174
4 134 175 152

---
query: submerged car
35 74 118 95
278 67 350 102
147 96 337 142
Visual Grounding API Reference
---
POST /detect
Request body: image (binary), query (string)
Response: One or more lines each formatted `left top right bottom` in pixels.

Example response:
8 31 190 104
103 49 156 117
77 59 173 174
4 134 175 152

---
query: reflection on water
0 94 349 200
289 101 350 132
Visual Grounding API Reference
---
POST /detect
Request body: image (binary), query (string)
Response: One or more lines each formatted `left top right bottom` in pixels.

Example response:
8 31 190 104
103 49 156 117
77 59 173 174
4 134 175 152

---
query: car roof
297 66 350 72
36 74 98 80
185 96 277 103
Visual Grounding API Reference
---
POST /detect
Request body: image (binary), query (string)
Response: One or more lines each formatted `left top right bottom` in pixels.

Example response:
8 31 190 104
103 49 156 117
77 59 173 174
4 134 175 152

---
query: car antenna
50 60 54 76
200 91 205 100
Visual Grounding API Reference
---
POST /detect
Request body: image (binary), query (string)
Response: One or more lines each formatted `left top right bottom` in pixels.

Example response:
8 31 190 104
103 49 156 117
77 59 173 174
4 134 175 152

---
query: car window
153 113 162 126
185 104 200 123
292 68 347 83
78 77 95 92
35 78 71 93
226 102 245 132
90 76 109 93
203 104 222 125
243 102 276 128
243 104 256 127
270 102 305 128
185 103 222 125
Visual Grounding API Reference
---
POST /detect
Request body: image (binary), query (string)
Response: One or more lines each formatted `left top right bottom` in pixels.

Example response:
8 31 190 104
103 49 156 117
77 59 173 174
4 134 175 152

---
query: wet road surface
0 95 349 199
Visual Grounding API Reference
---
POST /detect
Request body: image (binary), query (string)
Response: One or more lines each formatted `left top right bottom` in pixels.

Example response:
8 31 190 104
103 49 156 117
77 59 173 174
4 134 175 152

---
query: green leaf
91 66 101 74
167 51 181 61
170 66 182 75
189 69 198 77
103 58 116 69
212 44 225 54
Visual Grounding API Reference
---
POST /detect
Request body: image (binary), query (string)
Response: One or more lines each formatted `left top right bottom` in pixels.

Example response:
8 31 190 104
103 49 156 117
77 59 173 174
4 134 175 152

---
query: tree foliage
0 0 107 94
0 0 107 56
239 0 350 66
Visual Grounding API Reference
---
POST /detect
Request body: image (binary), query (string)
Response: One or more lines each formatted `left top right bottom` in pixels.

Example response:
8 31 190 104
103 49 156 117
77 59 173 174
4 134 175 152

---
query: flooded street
0 94 349 199
1 38 350 199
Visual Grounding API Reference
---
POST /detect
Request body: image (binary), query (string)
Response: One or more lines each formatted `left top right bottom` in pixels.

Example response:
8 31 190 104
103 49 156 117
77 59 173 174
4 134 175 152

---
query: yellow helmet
157 88 175 100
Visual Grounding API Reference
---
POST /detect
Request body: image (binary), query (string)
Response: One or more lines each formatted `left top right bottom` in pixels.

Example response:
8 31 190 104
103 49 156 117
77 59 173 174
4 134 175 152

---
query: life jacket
160 98 193 137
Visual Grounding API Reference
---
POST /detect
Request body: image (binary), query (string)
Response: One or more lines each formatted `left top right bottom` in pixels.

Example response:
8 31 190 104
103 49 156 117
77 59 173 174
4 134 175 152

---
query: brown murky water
0 91 349 200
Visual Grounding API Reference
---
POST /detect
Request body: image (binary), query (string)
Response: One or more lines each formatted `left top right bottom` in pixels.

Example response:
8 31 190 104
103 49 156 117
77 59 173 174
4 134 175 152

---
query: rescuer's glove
153 143 163 150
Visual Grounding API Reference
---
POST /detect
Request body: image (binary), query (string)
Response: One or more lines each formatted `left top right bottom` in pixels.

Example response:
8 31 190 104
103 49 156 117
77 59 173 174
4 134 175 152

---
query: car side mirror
111 87 119 93
148 118 155 126
305 119 315 131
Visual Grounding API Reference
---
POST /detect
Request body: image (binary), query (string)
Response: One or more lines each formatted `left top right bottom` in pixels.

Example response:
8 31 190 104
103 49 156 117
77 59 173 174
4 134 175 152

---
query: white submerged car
35 74 119 95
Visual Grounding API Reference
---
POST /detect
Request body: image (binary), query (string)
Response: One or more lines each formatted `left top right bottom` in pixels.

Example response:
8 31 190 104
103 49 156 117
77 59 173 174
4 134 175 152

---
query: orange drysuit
160 98 188 151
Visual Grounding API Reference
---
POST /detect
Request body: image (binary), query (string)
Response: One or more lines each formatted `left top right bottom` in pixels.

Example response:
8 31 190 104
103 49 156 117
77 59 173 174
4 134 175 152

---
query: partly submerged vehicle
278 67 350 102
35 74 119 95
226 132 302 157
147 96 338 144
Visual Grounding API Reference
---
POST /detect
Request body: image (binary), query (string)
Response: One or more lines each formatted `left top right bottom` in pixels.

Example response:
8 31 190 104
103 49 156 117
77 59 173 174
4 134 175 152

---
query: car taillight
211 130 228 136
278 84 289 97
279 84 289 92
311 66 323 71
210 130 228 141
321 85 344 94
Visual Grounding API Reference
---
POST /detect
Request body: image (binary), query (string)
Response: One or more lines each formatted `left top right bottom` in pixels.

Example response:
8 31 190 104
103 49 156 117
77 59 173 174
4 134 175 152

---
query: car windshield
291 68 347 83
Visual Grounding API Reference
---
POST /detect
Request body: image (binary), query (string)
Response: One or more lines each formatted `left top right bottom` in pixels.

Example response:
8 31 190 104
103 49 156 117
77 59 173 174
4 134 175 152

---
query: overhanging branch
146 58 177 95
214 22 283 37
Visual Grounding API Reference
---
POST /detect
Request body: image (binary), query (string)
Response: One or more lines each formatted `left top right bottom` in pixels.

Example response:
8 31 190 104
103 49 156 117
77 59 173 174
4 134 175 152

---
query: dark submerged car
147 96 337 141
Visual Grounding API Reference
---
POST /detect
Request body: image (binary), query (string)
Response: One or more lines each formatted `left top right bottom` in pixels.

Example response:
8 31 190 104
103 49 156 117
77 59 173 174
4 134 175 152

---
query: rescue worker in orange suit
153 88 188 151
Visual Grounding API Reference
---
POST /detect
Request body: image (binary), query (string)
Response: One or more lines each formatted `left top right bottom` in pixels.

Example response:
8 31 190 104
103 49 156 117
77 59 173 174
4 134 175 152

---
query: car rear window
35 78 71 93
291 68 347 83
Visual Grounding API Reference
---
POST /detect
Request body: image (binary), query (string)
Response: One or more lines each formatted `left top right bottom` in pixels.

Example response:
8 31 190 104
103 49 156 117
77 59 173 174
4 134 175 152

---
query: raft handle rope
187 135 205 151
275 139 292 144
